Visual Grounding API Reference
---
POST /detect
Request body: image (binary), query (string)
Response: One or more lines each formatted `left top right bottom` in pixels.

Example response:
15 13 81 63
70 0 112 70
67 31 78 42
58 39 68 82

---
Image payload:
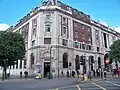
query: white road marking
76 85 81 90
92 83 106 90
106 81 120 87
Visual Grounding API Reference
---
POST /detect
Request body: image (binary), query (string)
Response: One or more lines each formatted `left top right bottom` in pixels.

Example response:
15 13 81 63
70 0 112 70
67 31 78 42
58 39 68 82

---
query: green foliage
109 39 120 63
0 31 25 67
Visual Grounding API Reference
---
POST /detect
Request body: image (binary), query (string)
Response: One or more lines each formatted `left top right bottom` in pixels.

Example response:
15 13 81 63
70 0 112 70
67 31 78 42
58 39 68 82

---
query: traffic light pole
89 56 91 81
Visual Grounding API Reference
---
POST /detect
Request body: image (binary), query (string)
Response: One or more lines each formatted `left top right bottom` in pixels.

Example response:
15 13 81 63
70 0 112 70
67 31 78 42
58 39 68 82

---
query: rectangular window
45 24 51 32
88 35 91 42
32 40 35 46
44 38 51 44
32 27 36 36
103 33 107 48
63 26 67 34
62 17 67 24
97 46 99 51
32 18 37 26
81 25 84 29
82 33 85 40
88 27 91 33
62 39 68 46
87 45 91 50
75 31 78 39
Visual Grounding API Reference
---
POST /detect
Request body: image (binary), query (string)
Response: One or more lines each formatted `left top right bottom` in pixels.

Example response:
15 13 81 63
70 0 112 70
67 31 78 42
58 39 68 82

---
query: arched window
63 53 68 68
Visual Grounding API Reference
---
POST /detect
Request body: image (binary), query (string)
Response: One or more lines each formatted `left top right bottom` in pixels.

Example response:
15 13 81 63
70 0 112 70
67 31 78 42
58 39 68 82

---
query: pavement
0 75 120 90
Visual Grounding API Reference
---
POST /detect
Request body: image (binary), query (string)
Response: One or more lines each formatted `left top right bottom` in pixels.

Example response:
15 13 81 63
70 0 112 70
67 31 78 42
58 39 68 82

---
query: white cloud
0 23 10 31
115 27 120 33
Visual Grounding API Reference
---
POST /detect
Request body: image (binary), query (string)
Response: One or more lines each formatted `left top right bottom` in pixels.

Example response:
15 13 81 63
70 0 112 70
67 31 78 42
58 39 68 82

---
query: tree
109 39 120 74
0 31 25 79
109 39 120 63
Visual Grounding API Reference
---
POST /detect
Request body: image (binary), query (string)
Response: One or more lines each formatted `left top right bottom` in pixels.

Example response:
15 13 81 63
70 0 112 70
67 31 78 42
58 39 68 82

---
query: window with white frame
32 18 37 26
32 27 36 36
75 31 78 39
88 35 91 42
62 39 68 46
62 26 67 35
82 33 85 40
45 24 51 32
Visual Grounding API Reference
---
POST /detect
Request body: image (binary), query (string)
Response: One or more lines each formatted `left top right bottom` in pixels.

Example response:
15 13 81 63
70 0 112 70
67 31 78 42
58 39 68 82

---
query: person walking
24 71 27 80
104 69 107 78
20 71 22 79
67 70 69 77
77 70 80 78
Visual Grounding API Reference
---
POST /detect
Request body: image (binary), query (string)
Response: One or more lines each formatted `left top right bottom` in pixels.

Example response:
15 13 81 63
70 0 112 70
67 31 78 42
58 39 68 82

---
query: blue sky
0 0 120 31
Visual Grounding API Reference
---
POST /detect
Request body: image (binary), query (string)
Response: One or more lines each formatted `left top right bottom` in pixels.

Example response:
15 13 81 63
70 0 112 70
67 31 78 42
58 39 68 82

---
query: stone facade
0 0 120 77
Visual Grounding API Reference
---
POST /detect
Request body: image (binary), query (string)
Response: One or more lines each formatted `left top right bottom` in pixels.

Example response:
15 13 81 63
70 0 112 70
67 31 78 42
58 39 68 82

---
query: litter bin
84 74 88 81
38 73 41 79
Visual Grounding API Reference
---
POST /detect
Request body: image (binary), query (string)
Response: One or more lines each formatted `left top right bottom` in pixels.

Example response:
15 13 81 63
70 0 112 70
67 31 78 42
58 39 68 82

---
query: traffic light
75 55 80 71
80 55 83 65
80 55 85 65
83 56 86 65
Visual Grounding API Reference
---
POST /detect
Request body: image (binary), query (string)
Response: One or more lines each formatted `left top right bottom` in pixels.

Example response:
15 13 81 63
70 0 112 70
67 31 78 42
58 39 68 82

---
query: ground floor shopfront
0 45 109 78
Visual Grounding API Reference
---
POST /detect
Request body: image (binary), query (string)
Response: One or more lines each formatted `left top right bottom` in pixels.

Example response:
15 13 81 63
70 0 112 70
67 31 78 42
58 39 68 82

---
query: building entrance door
44 62 50 77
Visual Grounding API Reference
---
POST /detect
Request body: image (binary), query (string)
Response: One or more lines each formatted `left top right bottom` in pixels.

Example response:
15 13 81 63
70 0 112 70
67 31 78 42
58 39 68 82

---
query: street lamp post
89 56 91 81
58 35 60 78
49 46 52 79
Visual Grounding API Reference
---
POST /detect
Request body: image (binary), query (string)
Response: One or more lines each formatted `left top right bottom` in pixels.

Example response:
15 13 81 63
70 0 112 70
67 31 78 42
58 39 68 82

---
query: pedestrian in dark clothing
93 70 95 77
104 70 107 78
67 70 69 77
61 71 64 77
96 69 99 77
72 71 76 78
77 70 80 78
24 71 27 79
20 71 22 79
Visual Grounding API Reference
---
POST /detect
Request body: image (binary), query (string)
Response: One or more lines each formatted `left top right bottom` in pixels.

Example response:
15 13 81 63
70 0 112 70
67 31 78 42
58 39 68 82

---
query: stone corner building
0 0 120 77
